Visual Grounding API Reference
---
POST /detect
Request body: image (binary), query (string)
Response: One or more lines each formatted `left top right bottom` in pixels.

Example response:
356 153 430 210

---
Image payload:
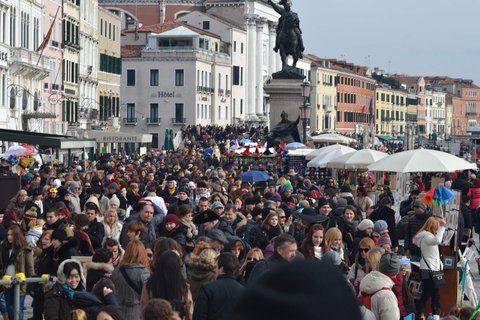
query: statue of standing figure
268 0 305 71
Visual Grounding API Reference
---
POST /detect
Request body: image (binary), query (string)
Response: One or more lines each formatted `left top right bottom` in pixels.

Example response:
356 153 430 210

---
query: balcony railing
172 117 186 124
123 117 137 125
147 117 161 124
466 112 477 117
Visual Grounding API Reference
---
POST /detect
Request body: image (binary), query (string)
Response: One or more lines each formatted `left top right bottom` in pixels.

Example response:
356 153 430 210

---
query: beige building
309 58 337 133
375 85 408 136
97 7 121 133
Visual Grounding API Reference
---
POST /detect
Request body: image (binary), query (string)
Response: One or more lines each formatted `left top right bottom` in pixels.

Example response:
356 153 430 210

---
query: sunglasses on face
359 248 370 253
246 257 258 262
279 216 286 219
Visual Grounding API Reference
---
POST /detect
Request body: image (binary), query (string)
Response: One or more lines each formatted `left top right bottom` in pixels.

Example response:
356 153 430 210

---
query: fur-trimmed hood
56 258 87 288
85 262 114 273
234 212 248 231
185 251 217 276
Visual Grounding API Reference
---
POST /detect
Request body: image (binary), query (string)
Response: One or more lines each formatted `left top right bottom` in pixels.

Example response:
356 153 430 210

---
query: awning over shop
86 131 152 144
377 135 393 141
0 128 96 149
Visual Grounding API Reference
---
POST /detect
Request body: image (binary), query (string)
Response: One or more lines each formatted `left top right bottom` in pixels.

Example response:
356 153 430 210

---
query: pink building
42 0 64 134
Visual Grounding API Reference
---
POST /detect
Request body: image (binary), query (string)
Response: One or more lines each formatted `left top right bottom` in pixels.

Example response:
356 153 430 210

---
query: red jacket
468 186 480 210
388 273 406 317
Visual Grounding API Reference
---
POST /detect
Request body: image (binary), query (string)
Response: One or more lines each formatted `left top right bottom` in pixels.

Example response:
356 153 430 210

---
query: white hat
53 179 62 187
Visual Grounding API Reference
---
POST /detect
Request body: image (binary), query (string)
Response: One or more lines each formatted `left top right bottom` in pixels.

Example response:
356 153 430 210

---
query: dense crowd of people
1 134 480 320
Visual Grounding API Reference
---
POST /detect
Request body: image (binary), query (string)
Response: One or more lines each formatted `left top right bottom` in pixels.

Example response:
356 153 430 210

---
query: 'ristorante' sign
102 136 137 142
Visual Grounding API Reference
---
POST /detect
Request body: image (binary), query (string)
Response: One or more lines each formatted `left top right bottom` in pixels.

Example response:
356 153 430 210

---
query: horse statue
268 0 305 72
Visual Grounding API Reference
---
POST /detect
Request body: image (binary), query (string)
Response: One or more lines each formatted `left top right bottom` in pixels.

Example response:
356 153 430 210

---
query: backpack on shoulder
361 287 392 310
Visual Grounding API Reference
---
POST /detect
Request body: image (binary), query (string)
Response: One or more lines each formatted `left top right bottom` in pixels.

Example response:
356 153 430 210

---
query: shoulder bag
119 266 143 295
421 250 446 288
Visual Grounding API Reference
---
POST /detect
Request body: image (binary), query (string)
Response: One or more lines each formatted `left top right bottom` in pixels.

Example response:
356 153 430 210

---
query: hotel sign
158 91 175 98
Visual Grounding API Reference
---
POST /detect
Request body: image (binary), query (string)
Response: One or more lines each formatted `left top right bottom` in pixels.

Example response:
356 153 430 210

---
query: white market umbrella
305 144 356 161
327 149 389 169
288 149 316 157
367 148 477 173
311 133 356 144
307 149 355 168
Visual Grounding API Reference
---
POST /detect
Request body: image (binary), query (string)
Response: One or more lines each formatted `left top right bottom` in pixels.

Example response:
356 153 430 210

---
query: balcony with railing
9 47 49 79
123 117 137 125
147 117 161 124
172 117 186 124
466 112 477 117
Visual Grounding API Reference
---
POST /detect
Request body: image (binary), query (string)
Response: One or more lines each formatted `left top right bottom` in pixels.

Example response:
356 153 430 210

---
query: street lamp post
299 80 312 144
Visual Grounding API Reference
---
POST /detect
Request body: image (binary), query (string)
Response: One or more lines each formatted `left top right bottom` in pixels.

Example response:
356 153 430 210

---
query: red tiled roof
121 45 143 58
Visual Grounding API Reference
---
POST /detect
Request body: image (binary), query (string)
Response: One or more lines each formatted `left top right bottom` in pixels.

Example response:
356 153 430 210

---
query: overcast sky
292 0 480 85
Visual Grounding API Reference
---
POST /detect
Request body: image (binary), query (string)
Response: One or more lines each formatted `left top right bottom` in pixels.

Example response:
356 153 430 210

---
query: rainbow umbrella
422 186 455 206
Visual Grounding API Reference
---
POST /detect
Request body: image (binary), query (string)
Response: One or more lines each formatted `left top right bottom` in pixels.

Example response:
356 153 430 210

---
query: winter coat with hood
85 261 114 291
412 226 445 271
359 271 400 320
110 263 150 319
0 240 34 295
44 259 87 320
185 252 217 302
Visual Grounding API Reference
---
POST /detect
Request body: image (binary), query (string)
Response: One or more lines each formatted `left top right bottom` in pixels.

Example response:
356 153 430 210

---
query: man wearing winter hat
206 229 228 253
211 201 225 216
194 181 210 206
106 182 127 210
405 199 431 259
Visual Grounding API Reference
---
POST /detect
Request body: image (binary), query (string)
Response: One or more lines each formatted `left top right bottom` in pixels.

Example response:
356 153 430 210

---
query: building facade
374 85 408 137
180 11 247 124
308 57 337 133
331 61 375 134
42 0 64 135
97 7 121 134
120 21 233 148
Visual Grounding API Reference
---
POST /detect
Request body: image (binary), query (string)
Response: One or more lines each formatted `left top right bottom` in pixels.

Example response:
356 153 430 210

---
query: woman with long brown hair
0 224 34 320
111 240 150 319
300 224 324 259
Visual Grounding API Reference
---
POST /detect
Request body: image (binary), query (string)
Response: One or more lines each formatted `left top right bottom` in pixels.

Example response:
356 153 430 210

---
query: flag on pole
36 6 60 52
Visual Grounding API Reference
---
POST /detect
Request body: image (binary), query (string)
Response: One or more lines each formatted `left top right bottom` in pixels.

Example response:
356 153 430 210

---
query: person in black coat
368 196 399 249
404 199 432 259
157 214 187 249
248 234 297 283
193 252 244 320
399 190 420 217
73 278 118 320
51 229 78 272
85 249 114 292
85 204 106 250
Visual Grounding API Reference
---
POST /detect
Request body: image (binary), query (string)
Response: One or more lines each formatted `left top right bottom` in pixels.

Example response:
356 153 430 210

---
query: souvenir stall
285 149 315 176
230 144 281 173
367 149 478 314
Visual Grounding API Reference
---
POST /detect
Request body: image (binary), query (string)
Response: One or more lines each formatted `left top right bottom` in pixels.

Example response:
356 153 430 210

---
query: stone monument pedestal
264 78 305 133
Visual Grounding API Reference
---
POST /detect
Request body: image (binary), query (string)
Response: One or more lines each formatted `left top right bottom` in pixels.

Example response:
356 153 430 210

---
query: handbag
421 252 446 288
